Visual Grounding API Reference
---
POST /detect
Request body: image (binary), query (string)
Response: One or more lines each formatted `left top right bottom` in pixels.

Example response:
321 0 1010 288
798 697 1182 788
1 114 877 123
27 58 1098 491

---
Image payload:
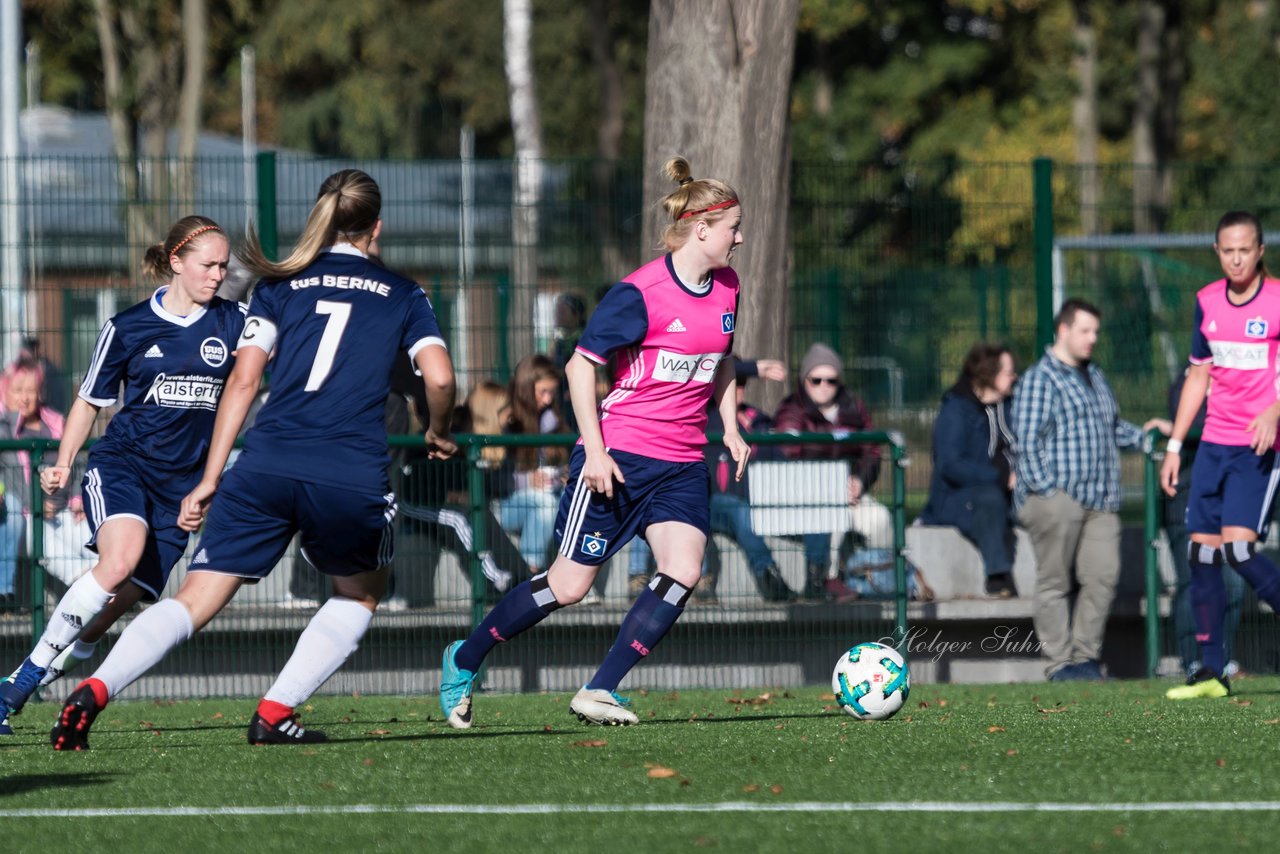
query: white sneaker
569 686 638 726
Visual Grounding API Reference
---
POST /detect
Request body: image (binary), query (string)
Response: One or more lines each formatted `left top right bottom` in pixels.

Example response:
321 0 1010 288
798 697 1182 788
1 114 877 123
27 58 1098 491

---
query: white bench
905 524 1038 600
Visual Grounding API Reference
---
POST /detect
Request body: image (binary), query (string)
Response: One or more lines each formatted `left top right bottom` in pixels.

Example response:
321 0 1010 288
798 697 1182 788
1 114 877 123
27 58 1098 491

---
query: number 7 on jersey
305 300 352 391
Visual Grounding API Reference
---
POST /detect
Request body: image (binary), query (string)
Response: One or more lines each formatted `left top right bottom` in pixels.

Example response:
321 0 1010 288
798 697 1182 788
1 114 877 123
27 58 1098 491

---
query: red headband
678 198 740 220
169 224 222 257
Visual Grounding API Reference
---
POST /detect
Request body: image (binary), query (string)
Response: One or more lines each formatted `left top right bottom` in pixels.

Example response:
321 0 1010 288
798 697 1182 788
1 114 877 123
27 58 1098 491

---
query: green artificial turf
3 679 1280 852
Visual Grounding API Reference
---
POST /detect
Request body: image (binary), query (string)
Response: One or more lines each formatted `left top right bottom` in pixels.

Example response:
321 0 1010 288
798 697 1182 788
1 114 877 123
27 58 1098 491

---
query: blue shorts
1186 442 1280 537
80 451 198 601
553 447 710 566
190 467 396 579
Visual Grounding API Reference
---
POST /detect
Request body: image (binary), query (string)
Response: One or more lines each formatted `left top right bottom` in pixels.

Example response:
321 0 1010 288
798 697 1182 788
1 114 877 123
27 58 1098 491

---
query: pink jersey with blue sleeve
1190 278 1280 447
576 255 738 462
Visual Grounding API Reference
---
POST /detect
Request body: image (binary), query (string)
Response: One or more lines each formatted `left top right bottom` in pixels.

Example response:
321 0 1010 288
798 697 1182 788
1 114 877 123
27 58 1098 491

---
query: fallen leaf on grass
1005 749 1018 756
725 694 774 706
770 785 783 795
367 729 391 736
1229 698 1253 707
211 713 224 720
340 716 352 723
646 765 679 779
1215 759 1227 768
743 784 760 793
1262 719 1280 725
987 726 1006 733
572 740 608 748
1038 706 1069 714
362 759 375 766
819 692 836 701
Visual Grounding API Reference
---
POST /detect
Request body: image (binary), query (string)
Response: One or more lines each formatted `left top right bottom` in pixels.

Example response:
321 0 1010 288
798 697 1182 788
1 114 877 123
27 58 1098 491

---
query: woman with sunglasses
773 342 893 600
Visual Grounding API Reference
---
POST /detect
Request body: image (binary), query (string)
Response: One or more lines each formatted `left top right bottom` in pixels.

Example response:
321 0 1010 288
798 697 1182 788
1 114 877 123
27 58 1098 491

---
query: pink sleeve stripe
575 345 606 365
1189 356 1213 365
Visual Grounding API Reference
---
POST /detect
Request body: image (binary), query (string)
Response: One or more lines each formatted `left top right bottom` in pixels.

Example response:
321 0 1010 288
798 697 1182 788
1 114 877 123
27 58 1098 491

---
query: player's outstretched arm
712 358 749 482
1161 363 1209 496
39 397 101 495
178 347 268 531
566 352 623 497
414 342 458 460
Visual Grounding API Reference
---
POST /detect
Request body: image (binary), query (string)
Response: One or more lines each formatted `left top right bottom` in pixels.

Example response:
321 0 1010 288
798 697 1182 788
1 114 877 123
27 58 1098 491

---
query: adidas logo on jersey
144 345 165 358
665 318 687 333
191 549 209 565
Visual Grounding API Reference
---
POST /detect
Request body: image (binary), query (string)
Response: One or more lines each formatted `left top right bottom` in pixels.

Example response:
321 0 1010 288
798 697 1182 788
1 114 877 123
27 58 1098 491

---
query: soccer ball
832 641 909 721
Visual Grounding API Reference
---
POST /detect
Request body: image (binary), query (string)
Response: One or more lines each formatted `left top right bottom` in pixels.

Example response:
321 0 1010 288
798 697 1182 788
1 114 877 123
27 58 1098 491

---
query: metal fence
0 433 911 700
4 154 1280 692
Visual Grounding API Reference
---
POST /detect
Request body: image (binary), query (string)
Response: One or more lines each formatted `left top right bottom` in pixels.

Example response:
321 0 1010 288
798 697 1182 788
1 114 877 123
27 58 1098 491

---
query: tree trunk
1072 0 1099 237
1133 0 1163 234
589 0 628 279
643 0 799 413
91 0 145 252
504 0 541 364
91 0 202 261
176 0 206 210
1156 2 1183 226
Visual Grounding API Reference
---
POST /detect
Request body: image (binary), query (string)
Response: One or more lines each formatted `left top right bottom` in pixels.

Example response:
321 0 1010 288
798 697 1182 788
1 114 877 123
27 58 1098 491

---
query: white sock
91 599 193 699
30 572 114 668
263 598 373 708
40 639 99 687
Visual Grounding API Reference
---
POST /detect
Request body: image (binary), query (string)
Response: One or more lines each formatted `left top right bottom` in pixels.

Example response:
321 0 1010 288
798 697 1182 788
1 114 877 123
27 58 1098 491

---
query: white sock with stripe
29 572 114 669
91 598 194 699
263 597 374 708
41 639 99 687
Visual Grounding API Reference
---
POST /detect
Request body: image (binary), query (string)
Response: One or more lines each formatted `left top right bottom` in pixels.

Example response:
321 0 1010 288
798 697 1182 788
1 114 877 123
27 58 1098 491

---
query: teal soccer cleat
440 640 477 729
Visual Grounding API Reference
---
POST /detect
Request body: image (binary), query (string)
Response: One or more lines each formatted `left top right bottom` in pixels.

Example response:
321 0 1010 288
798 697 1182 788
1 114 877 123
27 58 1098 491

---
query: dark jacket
772 387 881 488
920 382 1014 523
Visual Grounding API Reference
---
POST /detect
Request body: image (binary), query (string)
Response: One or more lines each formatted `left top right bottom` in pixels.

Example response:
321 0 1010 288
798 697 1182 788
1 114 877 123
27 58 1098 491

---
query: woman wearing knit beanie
773 342 892 600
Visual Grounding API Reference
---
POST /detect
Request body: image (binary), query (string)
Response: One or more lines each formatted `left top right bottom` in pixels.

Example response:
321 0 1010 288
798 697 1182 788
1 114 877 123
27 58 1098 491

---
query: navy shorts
1186 441 1280 537
80 452 198 601
190 467 396 579
553 446 710 566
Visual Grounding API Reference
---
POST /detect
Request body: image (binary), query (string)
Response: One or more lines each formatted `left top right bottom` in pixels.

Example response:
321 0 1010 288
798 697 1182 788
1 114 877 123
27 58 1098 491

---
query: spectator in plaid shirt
1013 298 1170 681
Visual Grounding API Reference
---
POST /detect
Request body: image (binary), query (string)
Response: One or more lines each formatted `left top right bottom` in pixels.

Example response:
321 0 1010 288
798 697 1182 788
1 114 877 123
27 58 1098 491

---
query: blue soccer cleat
440 640 476 730
0 657 48 730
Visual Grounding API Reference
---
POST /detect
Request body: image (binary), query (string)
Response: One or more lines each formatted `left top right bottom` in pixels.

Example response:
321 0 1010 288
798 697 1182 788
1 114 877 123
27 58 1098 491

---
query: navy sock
455 574 561 672
587 574 691 693
1224 540 1280 611
1188 544 1227 677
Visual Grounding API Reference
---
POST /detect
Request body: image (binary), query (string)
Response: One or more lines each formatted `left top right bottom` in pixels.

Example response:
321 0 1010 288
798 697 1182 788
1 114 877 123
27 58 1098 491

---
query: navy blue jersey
234 246 446 493
80 290 247 473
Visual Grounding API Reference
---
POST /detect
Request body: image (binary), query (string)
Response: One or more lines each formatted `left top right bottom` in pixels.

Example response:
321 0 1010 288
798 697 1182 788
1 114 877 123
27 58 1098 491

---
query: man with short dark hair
1013 299 1170 681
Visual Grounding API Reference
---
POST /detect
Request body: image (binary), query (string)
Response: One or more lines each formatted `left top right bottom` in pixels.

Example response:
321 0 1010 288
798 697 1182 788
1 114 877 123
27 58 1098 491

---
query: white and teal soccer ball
832 642 909 721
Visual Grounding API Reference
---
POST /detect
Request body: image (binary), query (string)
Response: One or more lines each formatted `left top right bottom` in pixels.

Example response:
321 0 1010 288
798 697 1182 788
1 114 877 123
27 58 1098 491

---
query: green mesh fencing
0 433 910 700
6 154 1280 692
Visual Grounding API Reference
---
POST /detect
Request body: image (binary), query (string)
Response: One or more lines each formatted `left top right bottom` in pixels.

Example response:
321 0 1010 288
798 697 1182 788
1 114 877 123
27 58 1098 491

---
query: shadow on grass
324 709 840 745
0 772 117 796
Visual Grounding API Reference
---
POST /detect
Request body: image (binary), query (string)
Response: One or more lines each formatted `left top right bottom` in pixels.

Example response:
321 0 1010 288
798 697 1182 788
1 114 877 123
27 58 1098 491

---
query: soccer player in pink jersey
1162 210 1280 699
440 156 750 727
